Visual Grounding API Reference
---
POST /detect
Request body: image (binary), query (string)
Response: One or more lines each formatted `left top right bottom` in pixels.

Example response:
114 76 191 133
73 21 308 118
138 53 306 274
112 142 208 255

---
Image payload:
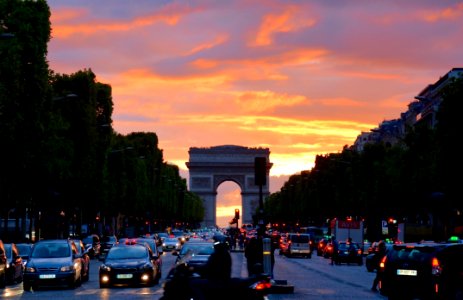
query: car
70 239 90 282
317 238 329 256
82 234 101 259
0 240 7 288
365 242 392 272
99 243 160 288
379 242 463 299
119 237 162 281
332 241 363 265
278 235 289 255
162 237 181 251
15 243 33 267
172 241 215 277
98 235 118 260
284 233 312 258
4 243 24 284
323 241 335 258
23 239 83 290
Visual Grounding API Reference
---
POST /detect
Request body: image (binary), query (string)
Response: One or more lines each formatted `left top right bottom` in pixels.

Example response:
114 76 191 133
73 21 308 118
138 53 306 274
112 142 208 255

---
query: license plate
397 269 417 276
39 274 56 279
117 274 133 279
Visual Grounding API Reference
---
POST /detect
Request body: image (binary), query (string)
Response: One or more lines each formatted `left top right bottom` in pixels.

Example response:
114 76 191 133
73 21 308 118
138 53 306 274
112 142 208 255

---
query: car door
11 244 23 282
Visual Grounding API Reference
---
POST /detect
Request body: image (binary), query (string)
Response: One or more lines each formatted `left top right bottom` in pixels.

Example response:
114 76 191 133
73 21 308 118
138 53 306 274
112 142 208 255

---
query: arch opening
216 181 242 228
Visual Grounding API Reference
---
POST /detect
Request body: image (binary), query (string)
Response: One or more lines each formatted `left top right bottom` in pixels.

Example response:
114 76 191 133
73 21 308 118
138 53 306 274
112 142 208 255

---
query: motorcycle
160 257 272 300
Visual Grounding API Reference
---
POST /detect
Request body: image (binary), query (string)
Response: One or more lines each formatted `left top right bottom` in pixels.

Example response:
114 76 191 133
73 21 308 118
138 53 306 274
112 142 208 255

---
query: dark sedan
173 241 215 277
317 238 329 256
333 241 363 265
4 243 24 284
23 239 83 291
119 237 162 281
99 235 118 261
99 243 160 288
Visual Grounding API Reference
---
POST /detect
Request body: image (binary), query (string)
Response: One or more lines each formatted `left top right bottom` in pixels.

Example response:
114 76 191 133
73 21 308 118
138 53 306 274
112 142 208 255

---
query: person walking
371 240 387 292
330 236 339 265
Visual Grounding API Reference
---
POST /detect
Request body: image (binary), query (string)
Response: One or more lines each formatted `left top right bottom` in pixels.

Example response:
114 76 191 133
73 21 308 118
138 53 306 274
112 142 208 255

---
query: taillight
251 280 272 291
379 255 387 270
357 249 362 255
432 257 442 275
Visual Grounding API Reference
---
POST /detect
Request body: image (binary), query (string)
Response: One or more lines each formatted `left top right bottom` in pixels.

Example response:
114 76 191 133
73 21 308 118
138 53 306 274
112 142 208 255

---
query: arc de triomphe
186 145 272 228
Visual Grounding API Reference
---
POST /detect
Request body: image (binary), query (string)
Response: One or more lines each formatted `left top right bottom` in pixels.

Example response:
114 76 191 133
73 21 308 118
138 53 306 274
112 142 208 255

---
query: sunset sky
46 0 463 227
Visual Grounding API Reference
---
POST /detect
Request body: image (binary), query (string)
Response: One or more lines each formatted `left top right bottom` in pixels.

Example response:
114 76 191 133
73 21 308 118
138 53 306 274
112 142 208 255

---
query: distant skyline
46 1 463 227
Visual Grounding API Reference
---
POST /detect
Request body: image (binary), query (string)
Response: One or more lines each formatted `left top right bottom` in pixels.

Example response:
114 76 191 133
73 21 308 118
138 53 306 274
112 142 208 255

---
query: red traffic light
234 209 240 220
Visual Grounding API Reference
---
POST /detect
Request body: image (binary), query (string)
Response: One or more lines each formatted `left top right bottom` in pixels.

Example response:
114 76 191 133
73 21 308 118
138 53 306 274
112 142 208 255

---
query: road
1 250 386 299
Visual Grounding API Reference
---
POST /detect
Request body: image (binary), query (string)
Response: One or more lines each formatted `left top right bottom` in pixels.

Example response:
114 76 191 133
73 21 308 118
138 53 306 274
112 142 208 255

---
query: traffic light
235 208 240 220
255 157 267 185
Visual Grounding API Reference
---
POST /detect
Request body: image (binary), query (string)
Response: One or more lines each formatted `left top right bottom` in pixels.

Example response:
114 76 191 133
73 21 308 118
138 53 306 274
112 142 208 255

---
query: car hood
104 259 148 267
28 257 73 267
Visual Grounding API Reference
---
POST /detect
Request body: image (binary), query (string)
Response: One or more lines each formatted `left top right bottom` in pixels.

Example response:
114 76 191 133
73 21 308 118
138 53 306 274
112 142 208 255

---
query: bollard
263 237 272 277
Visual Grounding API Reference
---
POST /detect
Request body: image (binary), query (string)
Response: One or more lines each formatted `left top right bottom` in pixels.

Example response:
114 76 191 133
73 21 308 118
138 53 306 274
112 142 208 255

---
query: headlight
100 264 111 272
25 266 36 273
60 265 74 272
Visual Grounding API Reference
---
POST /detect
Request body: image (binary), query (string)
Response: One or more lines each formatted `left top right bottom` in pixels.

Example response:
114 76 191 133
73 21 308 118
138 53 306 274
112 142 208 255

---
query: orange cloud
252 6 316 46
235 91 307 113
422 3 463 22
318 97 363 107
187 34 229 56
51 3 197 38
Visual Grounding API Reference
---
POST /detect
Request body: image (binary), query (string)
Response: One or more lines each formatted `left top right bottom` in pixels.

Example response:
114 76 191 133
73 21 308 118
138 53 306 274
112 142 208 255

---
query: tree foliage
0 0 203 239
265 78 463 241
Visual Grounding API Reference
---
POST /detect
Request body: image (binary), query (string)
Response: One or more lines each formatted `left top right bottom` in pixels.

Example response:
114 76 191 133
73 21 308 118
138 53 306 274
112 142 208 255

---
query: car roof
36 239 71 244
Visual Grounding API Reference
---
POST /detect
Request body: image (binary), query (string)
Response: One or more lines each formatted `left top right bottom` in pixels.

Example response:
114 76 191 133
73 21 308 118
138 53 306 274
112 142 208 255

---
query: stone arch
186 145 272 227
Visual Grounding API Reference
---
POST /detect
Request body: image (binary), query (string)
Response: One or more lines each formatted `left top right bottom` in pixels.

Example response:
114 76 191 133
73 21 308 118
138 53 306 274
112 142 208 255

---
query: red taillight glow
253 281 272 290
379 255 387 269
432 257 442 275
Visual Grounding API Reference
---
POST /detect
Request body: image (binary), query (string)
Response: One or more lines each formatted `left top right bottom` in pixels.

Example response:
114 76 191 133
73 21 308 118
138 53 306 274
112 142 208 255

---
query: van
286 233 312 258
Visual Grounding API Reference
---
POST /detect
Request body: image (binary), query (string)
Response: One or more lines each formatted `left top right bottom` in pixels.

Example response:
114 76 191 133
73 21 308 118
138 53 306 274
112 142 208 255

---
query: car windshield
390 246 439 263
32 243 70 258
16 244 32 256
291 235 309 243
82 237 93 244
339 242 359 250
101 236 117 243
107 246 147 260
136 239 156 251
180 243 214 256
4 244 12 259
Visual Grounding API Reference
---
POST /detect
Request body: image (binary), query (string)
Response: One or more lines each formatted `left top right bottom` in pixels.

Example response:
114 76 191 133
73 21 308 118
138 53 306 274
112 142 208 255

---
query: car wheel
23 282 31 291
17 272 23 283
0 272 5 288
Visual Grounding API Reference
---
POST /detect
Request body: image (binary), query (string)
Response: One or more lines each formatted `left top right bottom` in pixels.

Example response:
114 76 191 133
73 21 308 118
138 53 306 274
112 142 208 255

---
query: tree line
0 0 203 241
264 77 463 242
